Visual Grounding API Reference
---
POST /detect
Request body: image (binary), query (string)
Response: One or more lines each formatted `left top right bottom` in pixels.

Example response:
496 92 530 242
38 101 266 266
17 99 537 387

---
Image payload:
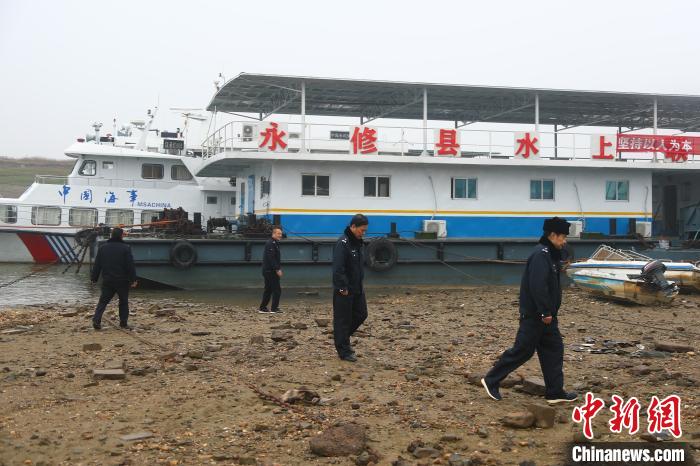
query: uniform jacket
262 238 281 273
332 227 365 293
91 238 137 285
519 237 562 318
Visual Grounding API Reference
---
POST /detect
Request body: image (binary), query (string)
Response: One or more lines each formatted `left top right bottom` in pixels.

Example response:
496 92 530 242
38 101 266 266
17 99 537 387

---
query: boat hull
570 271 678 305
0 230 80 264
107 237 700 290
567 261 700 292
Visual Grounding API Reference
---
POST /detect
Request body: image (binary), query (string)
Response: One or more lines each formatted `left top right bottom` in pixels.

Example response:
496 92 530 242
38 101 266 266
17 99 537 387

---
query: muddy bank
0 286 698 465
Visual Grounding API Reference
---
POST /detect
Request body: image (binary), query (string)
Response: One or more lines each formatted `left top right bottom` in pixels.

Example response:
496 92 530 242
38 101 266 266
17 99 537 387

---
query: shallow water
0 264 331 309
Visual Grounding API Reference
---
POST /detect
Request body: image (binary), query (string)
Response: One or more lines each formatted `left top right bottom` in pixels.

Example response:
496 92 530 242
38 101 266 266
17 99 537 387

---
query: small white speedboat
567 245 700 292
570 267 679 305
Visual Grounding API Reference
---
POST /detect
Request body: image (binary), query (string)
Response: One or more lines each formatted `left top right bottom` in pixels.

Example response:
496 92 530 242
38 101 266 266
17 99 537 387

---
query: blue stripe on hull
273 214 648 238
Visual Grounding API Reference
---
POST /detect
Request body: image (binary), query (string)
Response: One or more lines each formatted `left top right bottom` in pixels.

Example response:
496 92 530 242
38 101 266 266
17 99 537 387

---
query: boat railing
590 244 652 261
34 175 188 189
201 120 700 164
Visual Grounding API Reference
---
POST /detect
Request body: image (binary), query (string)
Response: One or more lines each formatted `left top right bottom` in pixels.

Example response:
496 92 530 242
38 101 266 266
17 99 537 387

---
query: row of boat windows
299 175 630 201
0 205 163 226
78 160 193 181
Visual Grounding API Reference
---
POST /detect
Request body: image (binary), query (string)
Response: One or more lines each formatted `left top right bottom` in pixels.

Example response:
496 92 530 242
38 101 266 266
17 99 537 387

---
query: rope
0 243 88 289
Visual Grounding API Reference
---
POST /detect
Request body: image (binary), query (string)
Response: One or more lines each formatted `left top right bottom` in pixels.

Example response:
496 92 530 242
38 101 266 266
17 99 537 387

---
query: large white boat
4 73 700 281
0 112 239 263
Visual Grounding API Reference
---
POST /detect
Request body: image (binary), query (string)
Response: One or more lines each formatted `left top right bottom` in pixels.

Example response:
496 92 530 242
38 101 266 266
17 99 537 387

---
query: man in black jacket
259 226 283 314
481 217 578 404
332 214 369 362
91 228 137 330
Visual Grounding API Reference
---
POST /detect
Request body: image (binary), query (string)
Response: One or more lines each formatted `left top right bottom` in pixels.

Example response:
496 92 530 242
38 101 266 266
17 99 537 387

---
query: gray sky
2 0 699 159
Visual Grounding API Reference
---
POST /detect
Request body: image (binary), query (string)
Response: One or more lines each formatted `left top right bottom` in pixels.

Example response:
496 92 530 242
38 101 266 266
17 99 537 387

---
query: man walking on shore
332 214 369 362
481 217 578 404
91 227 137 330
259 226 283 314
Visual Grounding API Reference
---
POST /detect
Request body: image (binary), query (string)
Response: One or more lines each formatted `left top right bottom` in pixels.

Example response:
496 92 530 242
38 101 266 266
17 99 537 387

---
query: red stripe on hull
17 233 58 263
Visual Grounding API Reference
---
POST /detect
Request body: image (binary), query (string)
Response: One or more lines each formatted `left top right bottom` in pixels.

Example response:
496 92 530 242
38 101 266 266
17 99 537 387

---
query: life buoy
170 240 197 269
365 238 398 272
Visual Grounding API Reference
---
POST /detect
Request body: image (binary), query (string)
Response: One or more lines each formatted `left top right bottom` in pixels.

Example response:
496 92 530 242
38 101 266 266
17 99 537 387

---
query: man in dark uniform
332 214 369 362
481 217 578 404
259 226 283 314
91 227 137 329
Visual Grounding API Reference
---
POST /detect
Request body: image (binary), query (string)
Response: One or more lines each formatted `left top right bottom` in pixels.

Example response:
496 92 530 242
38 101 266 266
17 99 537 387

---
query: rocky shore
1 286 698 465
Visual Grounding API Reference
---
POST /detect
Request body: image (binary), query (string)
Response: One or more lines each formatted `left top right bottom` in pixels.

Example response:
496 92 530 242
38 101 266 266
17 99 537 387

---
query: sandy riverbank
0 286 698 465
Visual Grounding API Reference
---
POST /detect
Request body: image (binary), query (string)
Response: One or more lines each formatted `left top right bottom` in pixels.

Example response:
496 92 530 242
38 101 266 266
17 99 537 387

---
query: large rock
501 411 535 429
654 341 694 353
520 377 546 395
83 343 102 352
271 330 292 342
525 403 556 428
309 423 367 457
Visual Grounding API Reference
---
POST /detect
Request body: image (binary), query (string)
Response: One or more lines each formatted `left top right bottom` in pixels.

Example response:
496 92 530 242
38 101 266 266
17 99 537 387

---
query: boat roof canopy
208 73 700 130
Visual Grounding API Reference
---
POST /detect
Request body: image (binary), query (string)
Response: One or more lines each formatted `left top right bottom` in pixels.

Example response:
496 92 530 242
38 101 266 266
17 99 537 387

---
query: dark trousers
260 271 281 311
93 282 130 326
484 316 564 397
333 291 368 357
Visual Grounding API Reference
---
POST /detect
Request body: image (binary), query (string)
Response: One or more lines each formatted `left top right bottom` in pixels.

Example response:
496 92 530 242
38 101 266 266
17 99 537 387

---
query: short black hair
271 225 282 233
350 214 369 227
111 227 124 239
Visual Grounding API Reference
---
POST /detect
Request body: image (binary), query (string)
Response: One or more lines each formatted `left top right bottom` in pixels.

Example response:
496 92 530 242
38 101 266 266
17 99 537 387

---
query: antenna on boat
136 106 158 151
170 107 207 150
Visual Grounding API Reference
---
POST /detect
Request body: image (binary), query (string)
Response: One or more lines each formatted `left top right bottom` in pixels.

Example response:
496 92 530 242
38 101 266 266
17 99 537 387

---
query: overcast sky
1 0 699 159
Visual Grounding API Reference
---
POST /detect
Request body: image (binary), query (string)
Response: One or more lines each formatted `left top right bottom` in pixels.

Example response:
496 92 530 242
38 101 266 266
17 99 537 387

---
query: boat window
102 161 114 170
606 180 629 201
452 178 477 199
141 210 163 225
105 209 133 226
530 179 554 200
78 160 96 176
364 176 390 198
0 205 18 224
206 196 218 205
31 206 61 225
69 208 98 227
171 165 193 181
141 163 164 179
301 174 330 196
231 194 237 205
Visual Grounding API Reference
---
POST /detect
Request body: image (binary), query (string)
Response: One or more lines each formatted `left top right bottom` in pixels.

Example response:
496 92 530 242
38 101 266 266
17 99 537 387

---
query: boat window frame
171 164 193 181
206 196 218 205
105 209 134 227
68 207 98 227
140 210 163 225
364 175 391 198
31 206 62 226
0 204 18 224
141 163 164 180
530 179 555 201
102 161 114 171
78 160 97 176
301 173 330 197
605 180 630 202
451 177 478 200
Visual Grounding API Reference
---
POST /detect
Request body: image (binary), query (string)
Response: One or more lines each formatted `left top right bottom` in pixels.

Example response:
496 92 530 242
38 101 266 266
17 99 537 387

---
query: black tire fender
365 238 398 272
170 240 197 269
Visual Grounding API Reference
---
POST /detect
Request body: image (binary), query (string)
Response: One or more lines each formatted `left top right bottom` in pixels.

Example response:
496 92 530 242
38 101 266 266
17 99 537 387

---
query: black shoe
119 323 131 330
92 320 101 330
481 378 502 401
270 308 282 314
340 354 357 362
258 308 270 314
546 391 578 404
